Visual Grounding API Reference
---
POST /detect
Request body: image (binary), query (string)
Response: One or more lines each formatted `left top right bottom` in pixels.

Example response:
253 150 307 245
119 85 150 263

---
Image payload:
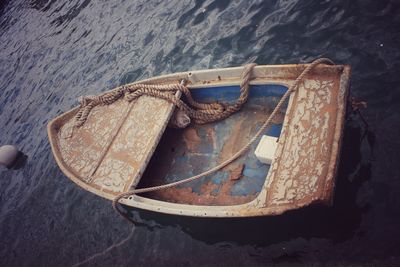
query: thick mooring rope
111 58 334 223
74 63 256 128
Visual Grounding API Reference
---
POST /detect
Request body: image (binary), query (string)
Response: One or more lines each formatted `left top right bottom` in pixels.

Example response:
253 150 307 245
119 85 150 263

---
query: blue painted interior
187 84 286 138
189 84 288 102
142 84 288 202
183 85 286 196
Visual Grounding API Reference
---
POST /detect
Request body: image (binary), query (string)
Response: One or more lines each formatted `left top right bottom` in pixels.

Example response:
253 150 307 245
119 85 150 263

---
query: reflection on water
1 0 400 266
7 151 28 170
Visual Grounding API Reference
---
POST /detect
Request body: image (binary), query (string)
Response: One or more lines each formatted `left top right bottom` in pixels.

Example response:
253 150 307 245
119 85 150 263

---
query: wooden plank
264 70 347 207
57 93 178 195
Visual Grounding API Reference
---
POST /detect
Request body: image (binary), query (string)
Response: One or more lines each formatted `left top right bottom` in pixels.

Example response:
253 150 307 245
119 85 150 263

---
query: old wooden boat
48 59 351 218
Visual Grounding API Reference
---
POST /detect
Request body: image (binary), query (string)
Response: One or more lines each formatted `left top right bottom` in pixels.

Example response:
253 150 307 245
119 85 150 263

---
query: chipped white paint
264 78 337 206
57 94 176 194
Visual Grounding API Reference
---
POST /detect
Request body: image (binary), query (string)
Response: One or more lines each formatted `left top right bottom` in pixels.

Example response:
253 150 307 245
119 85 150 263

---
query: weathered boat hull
48 63 351 217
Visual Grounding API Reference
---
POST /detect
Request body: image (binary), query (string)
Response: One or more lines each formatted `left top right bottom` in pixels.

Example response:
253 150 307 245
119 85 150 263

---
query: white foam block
254 135 278 165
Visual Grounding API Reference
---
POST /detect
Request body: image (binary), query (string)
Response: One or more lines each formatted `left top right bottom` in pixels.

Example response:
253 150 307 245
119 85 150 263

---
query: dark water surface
1 0 400 266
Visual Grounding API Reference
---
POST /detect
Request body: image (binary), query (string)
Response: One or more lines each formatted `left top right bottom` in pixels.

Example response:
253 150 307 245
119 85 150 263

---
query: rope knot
169 109 191 128
78 95 97 107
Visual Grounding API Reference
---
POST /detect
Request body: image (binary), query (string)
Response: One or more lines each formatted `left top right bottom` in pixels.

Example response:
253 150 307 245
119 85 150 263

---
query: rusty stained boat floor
138 84 288 206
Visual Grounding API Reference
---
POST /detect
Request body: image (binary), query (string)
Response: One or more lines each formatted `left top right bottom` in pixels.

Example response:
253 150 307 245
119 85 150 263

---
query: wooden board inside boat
49 93 178 196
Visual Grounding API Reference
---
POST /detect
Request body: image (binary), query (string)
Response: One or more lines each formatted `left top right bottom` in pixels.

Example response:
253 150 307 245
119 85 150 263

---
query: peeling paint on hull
47 64 351 217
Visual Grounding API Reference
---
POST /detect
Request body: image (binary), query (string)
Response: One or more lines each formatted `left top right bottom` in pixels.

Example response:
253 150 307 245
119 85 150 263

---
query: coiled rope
74 63 257 128
109 58 334 223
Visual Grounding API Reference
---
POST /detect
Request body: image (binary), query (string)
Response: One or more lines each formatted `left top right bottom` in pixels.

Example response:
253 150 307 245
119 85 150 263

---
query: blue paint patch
242 166 266 179
189 84 287 103
209 172 230 196
229 163 270 197
266 124 282 138
211 171 229 185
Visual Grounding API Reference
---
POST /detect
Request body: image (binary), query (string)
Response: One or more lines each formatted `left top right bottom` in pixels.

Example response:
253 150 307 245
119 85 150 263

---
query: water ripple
1 0 400 266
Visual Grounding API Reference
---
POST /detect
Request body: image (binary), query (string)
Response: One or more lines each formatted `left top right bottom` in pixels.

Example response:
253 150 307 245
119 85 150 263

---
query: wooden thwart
55 94 178 195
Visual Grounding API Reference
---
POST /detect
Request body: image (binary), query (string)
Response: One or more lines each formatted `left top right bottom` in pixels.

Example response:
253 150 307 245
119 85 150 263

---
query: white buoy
0 145 19 168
